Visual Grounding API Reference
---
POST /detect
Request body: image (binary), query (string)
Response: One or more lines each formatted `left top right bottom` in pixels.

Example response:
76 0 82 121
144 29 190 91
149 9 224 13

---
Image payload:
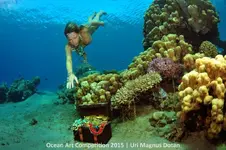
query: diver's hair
64 22 80 37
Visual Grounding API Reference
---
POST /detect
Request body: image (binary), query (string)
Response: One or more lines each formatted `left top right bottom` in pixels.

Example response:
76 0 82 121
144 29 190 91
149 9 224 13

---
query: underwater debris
30 118 38 126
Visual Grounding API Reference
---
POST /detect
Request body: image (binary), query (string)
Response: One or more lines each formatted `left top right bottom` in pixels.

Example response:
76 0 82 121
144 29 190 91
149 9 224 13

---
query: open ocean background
0 0 225 91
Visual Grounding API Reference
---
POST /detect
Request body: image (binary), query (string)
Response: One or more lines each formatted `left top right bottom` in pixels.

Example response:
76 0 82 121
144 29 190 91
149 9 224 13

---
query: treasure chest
72 115 112 144
77 101 112 120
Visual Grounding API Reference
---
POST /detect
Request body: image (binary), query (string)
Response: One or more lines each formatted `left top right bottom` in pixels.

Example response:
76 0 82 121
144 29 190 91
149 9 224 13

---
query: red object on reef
73 122 112 144
88 122 107 143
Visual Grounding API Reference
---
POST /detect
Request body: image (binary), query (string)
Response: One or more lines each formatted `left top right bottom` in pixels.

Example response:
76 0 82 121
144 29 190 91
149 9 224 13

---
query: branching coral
111 72 162 121
111 72 162 109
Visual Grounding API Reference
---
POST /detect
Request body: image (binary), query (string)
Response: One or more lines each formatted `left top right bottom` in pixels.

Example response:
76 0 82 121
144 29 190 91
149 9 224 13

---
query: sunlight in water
0 0 154 25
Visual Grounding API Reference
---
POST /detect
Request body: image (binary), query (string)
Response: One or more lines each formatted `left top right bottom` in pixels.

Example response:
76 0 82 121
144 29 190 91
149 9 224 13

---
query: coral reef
112 72 162 109
183 53 205 71
58 65 119 105
160 92 181 111
148 111 183 141
111 72 162 120
147 58 183 79
121 34 192 83
69 0 225 144
74 63 100 78
57 84 75 104
0 77 40 103
199 41 218 58
143 0 223 51
75 73 122 105
151 34 193 62
178 55 226 139
0 83 8 103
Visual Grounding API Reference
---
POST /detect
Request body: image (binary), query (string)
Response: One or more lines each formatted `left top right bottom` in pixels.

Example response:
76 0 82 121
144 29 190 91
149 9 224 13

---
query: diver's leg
88 12 97 23
93 10 107 22
88 10 107 34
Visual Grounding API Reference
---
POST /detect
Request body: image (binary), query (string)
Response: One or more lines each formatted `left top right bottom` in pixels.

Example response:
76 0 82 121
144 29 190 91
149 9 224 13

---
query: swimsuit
71 39 87 61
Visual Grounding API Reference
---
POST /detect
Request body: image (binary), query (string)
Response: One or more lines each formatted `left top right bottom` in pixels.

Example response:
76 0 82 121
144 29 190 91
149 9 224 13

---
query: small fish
159 88 167 98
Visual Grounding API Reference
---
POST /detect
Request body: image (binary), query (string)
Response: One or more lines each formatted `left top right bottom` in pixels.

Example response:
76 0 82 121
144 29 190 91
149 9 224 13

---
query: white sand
0 92 225 150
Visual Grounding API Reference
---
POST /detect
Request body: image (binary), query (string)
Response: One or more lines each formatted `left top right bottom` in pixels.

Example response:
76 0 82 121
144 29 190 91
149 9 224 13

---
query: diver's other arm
65 45 78 89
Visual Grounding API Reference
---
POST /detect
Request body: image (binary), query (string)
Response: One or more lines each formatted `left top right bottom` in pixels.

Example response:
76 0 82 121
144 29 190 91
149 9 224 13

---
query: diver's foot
99 10 107 15
89 12 97 21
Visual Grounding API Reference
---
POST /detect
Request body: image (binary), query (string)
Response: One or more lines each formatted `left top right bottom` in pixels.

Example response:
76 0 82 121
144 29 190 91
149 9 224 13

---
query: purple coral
147 58 182 79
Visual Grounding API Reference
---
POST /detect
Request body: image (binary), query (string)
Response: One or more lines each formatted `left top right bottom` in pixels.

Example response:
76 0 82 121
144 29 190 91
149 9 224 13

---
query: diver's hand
66 73 79 89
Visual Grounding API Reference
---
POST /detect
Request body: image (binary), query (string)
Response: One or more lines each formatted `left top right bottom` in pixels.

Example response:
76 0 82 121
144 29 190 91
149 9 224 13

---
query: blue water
0 0 225 91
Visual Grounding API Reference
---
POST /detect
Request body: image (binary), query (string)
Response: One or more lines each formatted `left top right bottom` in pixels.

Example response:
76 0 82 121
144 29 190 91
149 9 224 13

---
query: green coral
160 92 181 111
149 111 177 137
199 41 218 58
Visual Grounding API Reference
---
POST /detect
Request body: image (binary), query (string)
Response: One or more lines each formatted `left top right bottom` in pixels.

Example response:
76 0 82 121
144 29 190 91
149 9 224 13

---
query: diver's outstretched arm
65 45 79 89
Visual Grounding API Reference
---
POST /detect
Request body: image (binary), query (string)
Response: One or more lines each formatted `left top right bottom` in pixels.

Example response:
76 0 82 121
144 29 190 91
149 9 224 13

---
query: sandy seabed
1 91 226 150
